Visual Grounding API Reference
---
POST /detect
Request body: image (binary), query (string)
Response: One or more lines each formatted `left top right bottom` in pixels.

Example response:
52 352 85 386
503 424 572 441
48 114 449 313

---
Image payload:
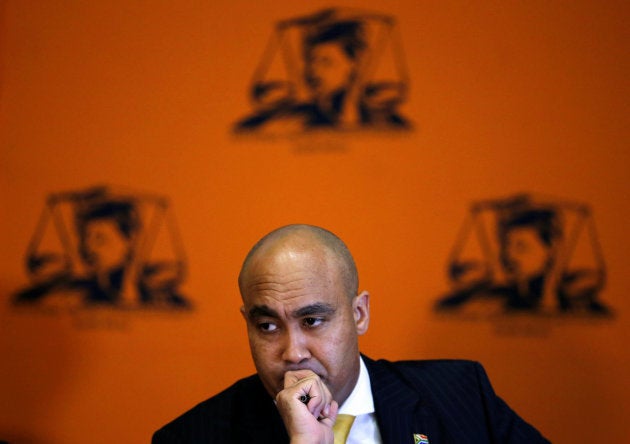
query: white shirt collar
338 356 375 416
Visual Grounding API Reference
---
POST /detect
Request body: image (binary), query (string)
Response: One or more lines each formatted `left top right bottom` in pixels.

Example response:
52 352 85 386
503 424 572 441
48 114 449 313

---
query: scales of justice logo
434 194 613 318
233 7 412 134
12 186 191 311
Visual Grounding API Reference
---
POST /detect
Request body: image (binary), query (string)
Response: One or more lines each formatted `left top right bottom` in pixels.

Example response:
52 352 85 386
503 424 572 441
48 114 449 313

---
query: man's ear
353 291 370 335
240 305 247 322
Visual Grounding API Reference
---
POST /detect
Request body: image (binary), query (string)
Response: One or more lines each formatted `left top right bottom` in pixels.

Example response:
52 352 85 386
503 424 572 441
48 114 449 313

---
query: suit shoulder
367 358 549 442
388 358 481 370
370 358 490 393
152 374 264 442
172 373 263 418
377 358 483 377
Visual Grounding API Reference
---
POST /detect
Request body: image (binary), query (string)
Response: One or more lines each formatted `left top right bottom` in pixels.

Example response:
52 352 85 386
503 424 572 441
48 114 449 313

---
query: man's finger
283 369 318 388
281 370 335 419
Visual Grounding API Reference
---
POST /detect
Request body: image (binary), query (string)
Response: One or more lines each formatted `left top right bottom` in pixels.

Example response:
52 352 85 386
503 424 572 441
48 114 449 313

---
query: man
234 19 367 131
234 13 410 132
153 224 549 443
12 199 140 306
14 196 189 308
300 19 366 127
436 207 558 313
498 208 559 310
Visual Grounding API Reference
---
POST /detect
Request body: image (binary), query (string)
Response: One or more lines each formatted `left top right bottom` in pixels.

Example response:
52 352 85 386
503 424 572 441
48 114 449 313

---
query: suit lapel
365 356 444 444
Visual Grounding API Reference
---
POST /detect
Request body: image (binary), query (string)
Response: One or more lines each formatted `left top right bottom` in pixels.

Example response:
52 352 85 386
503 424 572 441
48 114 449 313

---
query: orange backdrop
1 1 629 442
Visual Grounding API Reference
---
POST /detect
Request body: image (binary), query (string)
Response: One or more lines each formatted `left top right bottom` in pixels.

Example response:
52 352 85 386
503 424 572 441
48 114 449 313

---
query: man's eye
303 317 324 328
258 322 278 332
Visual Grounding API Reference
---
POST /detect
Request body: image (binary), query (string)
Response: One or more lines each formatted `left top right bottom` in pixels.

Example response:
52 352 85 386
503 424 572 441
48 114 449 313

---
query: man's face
504 227 552 278
240 245 369 406
83 219 130 271
305 42 355 96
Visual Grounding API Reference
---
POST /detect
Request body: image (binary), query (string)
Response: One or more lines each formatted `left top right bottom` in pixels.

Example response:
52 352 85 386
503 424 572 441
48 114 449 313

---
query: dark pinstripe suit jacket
152 356 549 443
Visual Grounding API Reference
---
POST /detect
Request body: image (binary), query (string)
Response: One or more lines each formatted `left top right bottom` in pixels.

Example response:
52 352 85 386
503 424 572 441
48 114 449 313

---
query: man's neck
338 357 375 416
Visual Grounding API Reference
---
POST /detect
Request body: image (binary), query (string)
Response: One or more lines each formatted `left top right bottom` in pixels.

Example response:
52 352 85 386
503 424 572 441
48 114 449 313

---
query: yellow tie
333 414 356 444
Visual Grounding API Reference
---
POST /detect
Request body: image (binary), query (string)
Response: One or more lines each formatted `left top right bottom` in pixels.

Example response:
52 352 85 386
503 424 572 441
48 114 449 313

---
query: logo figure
13 186 191 310
435 194 611 316
234 8 411 134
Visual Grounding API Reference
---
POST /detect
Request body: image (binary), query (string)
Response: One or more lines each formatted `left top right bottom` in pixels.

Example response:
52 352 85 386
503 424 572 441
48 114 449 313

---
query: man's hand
275 370 338 444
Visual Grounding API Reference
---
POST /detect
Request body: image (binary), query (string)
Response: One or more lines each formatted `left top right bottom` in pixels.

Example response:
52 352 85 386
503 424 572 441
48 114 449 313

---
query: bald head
238 224 358 299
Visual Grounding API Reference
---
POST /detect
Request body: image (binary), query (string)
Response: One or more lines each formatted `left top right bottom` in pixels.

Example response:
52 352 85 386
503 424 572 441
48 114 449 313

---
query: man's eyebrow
248 305 279 319
293 303 335 318
247 303 336 319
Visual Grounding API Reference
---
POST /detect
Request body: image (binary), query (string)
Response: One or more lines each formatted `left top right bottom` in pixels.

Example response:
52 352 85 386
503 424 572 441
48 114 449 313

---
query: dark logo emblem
12 186 191 311
233 8 411 134
435 194 612 318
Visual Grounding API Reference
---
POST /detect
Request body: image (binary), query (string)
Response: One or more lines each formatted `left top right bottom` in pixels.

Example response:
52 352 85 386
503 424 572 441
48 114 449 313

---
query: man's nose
281 328 311 364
